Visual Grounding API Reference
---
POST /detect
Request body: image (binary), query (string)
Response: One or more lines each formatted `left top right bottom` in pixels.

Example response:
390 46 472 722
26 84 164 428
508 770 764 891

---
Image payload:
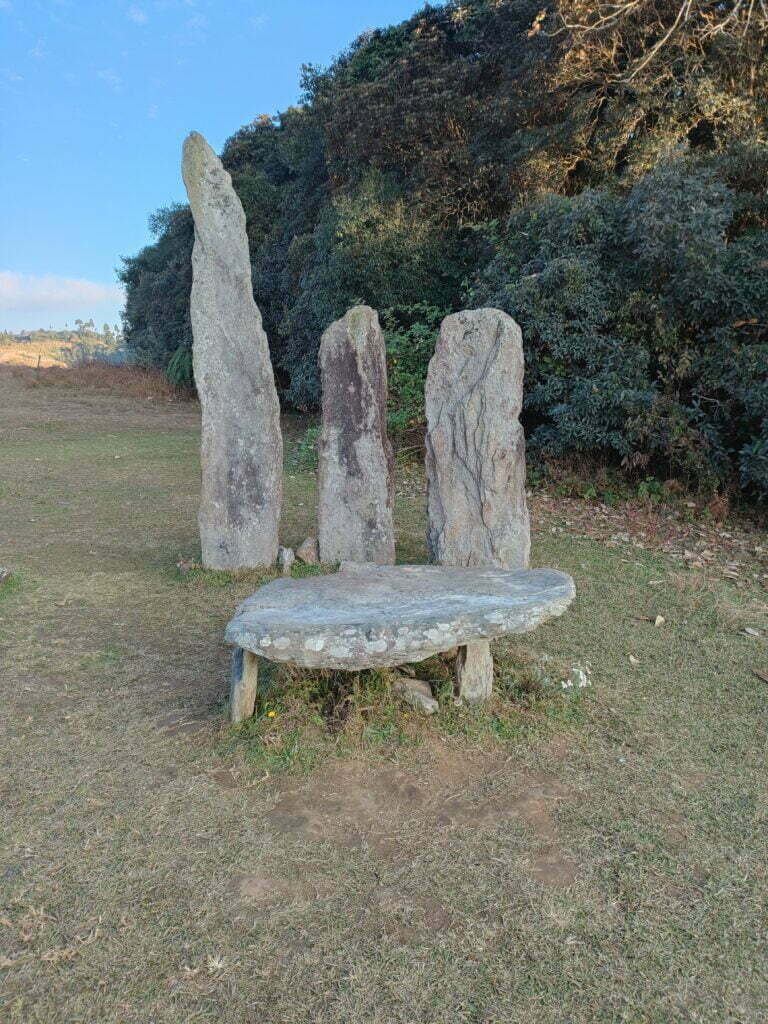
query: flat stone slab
225 565 575 670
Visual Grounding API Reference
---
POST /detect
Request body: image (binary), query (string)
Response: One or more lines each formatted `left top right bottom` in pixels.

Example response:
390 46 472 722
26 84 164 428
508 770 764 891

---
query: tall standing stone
425 308 530 570
182 131 282 569
318 306 395 565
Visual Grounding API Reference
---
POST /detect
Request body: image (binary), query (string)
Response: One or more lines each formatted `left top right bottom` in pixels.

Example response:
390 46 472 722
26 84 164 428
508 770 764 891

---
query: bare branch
554 0 767 84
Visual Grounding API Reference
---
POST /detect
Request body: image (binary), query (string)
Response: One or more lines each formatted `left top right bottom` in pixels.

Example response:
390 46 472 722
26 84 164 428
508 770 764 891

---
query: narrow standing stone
229 647 259 723
182 131 282 569
455 642 494 704
425 308 530 570
318 306 395 565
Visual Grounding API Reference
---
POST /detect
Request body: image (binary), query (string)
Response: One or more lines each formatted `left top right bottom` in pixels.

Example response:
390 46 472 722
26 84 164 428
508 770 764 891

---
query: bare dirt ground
1 369 766 1023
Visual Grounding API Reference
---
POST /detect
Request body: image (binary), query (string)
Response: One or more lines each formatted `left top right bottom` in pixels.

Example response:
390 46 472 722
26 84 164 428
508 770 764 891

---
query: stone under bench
224 563 576 722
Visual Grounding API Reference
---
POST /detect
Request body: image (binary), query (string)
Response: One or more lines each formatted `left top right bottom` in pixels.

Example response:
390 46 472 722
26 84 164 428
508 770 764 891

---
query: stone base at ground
278 547 295 576
296 537 319 565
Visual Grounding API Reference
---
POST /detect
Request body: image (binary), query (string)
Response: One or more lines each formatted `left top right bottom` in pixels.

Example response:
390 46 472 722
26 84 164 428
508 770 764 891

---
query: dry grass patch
218 648 589 781
4 361 179 400
0 338 71 368
1 373 767 1023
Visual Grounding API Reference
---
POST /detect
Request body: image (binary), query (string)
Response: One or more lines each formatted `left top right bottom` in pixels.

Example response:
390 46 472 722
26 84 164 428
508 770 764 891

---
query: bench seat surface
225 564 575 670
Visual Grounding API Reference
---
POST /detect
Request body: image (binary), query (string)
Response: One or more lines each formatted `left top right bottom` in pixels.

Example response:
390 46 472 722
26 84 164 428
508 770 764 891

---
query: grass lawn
1 369 766 1023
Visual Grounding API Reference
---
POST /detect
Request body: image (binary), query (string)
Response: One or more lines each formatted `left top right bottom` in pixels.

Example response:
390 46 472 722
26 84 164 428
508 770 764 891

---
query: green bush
382 303 448 436
286 425 320 472
118 0 768 498
166 346 194 391
468 153 768 496
119 204 194 369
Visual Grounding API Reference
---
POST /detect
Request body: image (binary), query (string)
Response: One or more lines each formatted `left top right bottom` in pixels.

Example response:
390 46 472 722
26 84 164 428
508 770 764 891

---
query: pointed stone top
319 305 380 356
183 129 211 155
344 304 377 330
181 130 218 197
181 129 247 262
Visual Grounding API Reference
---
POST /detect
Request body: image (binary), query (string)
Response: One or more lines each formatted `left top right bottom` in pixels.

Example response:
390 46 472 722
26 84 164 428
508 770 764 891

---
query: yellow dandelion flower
266 710 277 718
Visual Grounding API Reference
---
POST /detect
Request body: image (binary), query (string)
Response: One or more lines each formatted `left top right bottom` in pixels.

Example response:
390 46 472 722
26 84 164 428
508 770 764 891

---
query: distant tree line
119 0 767 497
0 321 122 348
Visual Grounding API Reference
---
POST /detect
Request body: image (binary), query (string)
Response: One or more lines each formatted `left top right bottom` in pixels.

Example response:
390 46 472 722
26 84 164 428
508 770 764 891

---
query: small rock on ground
175 556 199 576
296 537 320 565
278 546 295 576
392 676 439 715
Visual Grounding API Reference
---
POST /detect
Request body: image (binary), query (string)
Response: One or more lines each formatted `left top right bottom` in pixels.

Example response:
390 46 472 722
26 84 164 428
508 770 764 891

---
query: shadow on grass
218 646 592 778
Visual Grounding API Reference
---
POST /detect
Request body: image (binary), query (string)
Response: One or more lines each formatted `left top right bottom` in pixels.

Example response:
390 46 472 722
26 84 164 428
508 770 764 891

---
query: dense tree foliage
119 0 767 495
469 153 768 495
120 204 193 368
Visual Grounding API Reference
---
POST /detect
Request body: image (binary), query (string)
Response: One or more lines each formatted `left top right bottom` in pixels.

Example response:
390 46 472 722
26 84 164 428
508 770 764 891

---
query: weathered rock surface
277 546 295 576
182 130 282 570
295 537 319 565
455 641 494 704
225 564 575 670
318 306 395 565
392 676 439 715
425 309 530 570
229 647 259 723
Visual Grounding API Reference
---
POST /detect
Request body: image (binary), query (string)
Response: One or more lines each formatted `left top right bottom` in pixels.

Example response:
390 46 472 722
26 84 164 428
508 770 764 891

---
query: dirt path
1 372 766 1023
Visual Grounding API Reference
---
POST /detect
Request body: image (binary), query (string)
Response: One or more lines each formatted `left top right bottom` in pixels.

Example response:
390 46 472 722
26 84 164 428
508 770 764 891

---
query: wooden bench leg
455 641 493 704
229 647 258 723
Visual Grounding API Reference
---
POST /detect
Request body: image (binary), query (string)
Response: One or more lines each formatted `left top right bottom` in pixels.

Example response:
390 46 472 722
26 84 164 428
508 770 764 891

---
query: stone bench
224 563 576 722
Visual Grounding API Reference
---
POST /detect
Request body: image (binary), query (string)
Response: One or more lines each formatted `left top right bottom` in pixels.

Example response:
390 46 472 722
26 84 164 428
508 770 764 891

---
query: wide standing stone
317 306 395 565
425 309 530 570
182 131 282 569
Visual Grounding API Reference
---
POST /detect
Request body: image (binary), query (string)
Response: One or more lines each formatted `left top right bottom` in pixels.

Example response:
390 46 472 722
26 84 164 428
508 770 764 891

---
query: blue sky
0 0 422 331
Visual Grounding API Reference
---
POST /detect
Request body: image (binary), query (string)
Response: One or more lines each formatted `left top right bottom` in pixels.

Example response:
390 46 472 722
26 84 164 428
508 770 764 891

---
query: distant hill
0 322 124 368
